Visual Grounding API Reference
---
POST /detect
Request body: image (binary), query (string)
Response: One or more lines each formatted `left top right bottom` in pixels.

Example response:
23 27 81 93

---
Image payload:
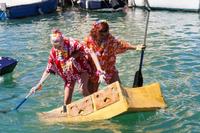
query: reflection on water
0 76 4 83
0 73 17 87
36 112 157 133
0 7 200 133
64 120 123 133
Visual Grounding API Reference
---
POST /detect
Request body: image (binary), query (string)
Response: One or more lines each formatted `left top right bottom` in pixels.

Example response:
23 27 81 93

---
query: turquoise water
0 8 200 132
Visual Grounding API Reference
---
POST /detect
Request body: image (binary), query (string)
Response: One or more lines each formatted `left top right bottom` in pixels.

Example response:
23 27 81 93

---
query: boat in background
0 57 18 76
39 81 166 123
0 0 57 20
78 0 125 10
128 0 200 12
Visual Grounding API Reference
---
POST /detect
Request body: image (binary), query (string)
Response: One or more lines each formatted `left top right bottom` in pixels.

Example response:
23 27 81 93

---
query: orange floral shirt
84 34 131 83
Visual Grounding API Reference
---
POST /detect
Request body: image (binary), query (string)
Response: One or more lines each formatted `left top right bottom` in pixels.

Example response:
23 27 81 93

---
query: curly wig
90 20 109 41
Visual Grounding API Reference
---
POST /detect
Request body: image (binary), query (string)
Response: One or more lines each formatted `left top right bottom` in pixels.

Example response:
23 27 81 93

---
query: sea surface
0 7 200 133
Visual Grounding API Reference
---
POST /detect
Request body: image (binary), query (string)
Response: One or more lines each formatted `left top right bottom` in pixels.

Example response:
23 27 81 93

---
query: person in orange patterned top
29 28 104 113
84 20 145 94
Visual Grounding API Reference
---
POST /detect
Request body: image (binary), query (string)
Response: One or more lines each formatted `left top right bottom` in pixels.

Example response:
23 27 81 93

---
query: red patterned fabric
46 37 91 86
84 34 131 84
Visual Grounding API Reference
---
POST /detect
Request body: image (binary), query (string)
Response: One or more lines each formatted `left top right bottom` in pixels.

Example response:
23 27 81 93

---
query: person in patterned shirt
30 28 104 113
83 20 145 94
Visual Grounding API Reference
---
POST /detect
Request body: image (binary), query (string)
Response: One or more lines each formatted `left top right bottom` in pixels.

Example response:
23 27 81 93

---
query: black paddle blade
133 70 143 87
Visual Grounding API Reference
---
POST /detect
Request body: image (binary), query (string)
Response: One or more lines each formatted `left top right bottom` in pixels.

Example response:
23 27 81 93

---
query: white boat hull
128 0 200 12
0 0 57 20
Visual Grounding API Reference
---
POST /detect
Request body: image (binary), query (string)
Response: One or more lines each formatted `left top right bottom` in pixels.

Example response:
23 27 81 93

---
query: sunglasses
53 44 62 50
51 41 61 49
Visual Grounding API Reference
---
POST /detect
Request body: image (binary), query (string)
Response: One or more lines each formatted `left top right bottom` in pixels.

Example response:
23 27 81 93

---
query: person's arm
75 39 105 82
88 48 105 83
30 71 50 94
89 49 103 71
36 71 50 90
30 50 56 94
81 37 103 71
114 37 146 54
126 43 146 50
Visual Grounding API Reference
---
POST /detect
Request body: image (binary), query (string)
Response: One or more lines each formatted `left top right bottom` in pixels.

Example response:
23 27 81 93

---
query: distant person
83 20 145 94
30 28 104 113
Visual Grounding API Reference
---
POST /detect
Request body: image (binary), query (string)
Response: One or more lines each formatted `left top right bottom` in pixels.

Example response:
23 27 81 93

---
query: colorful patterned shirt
84 34 131 83
46 37 91 84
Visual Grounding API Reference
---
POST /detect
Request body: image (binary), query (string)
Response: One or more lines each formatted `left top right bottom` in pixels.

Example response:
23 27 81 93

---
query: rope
144 0 151 11
199 0 200 12
133 0 136 6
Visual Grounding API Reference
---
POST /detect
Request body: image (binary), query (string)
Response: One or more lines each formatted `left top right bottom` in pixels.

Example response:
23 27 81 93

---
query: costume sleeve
113 36 132 54
45 50 57 74
71 38 91 55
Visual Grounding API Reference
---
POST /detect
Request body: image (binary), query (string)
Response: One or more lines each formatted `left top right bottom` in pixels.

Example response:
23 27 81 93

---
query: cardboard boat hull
38 81 166 123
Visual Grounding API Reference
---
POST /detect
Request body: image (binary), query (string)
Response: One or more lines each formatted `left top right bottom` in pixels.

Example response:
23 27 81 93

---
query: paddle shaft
0 92 32 113
14 92 32 110
138 9 150 71
133 8 150 87
14 70 49 111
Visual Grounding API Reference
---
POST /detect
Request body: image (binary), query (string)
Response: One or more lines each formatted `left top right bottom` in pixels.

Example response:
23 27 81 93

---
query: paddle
0 72 48 114
133 8 150 87
0 91 32 114
14 91 32 110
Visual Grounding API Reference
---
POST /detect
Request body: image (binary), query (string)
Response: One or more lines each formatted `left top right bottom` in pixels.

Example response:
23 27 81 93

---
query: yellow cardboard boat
38 81 166 123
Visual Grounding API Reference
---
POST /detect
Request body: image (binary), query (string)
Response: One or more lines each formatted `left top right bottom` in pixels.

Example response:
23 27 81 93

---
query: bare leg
79 72 90 96
64 81 75 105
87 80 99 94
87 71 120 94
